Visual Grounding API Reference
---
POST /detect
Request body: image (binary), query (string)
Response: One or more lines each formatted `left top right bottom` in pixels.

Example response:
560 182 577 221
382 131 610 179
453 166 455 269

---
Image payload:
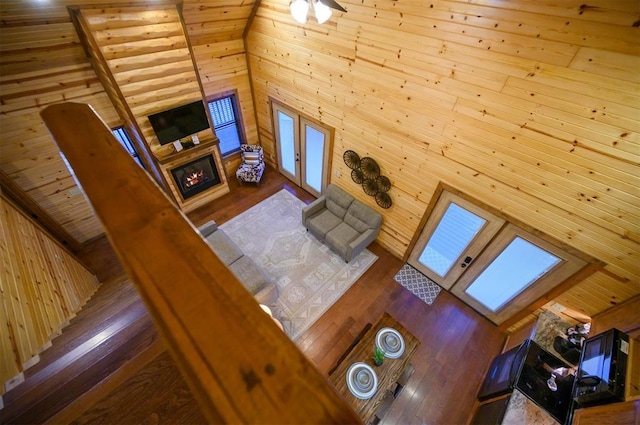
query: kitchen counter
502 389 558 425
502 311 576 425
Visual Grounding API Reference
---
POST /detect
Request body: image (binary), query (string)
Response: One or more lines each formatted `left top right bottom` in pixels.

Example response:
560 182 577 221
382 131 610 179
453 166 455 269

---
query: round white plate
376 327 405 359
346 362 378 400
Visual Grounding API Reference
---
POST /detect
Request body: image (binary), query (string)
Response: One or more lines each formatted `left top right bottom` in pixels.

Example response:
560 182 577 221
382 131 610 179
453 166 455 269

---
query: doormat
394 264 442 305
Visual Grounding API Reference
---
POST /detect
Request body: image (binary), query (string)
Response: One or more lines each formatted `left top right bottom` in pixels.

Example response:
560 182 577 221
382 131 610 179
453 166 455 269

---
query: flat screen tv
148 100 210 145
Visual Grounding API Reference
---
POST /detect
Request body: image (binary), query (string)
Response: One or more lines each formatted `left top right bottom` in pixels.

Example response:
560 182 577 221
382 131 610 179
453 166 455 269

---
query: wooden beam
39 102 361 424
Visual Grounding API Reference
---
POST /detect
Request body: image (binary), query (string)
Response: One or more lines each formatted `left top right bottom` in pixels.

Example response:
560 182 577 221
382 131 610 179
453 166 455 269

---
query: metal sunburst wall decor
342 150 392 209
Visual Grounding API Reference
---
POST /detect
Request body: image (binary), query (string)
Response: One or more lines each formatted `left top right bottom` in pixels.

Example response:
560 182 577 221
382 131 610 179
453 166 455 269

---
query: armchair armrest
302 196 327 224
346 228 380 262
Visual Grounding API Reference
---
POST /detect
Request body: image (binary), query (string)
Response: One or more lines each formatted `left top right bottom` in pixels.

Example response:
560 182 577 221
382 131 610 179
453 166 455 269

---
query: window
207 93 244 156
112 126 143 168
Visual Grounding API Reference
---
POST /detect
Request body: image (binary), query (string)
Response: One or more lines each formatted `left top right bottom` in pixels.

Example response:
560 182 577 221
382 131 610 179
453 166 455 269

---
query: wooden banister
40 102 361 424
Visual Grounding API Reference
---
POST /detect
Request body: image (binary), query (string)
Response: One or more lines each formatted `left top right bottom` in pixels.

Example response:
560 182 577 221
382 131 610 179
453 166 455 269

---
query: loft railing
41 103 361 424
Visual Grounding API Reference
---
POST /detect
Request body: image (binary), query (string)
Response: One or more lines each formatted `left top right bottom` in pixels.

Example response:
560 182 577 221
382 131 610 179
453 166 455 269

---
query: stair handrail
41 102 361 424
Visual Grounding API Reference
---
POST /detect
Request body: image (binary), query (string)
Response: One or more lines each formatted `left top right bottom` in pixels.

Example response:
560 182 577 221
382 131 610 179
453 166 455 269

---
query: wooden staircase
0 275 203 424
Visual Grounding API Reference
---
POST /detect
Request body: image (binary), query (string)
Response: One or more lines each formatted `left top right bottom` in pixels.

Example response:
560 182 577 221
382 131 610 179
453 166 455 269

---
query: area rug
220 189 378 341
394 264 442 305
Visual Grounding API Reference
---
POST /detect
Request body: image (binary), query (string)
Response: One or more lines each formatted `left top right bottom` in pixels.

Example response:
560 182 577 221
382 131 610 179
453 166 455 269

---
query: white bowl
346 362 378 399
376 327 405 359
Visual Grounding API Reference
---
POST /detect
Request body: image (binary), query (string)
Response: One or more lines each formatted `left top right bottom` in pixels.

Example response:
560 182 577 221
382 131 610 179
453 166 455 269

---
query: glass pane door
272 103 300 185
464 237 561 312
271 102 332 196
418 203 487 278
408 191 505 289
301 118 330 197
451 224 587 325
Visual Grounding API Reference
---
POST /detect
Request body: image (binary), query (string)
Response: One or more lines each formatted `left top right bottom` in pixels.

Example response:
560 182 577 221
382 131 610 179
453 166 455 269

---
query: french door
271 102 331 198
409 191 587 325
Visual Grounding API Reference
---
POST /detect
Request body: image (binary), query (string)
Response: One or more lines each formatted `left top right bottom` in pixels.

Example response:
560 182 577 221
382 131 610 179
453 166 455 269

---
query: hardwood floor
0 168 506 424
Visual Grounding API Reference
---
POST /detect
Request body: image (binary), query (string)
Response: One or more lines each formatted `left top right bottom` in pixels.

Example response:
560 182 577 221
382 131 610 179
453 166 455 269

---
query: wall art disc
362 178 379 196
360 157 380 179
375 192 392 209
343 150 361 170
376 175 391 192
351 168 364 184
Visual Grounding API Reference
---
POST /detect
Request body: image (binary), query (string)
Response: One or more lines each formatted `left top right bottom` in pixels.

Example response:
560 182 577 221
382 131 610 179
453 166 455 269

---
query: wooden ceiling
0 0 257 75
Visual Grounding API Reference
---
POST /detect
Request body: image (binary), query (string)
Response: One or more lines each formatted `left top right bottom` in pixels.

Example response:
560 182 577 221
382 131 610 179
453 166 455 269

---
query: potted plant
373 346 385 366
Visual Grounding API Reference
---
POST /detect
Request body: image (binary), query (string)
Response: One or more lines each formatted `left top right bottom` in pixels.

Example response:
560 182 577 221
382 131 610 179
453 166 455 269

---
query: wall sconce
290 0 346 24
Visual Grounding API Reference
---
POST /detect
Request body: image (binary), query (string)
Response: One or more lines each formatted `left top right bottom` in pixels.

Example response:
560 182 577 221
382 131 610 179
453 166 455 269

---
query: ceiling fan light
290 0 309 24
314 0 332 24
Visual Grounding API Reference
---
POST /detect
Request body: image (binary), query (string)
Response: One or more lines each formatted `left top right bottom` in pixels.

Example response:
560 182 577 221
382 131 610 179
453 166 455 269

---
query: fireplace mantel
158 135 229 213
156 139 217 165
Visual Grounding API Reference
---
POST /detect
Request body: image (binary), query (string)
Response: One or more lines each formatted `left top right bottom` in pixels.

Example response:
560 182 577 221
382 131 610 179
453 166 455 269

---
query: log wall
246 0 640 320
0 0 123 244
182 1 260 175
0 195 99 395
74 5 232 210
78 6 206 160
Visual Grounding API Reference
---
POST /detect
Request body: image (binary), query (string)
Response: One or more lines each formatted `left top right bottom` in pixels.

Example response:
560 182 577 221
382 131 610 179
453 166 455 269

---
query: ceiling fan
290 0 347 24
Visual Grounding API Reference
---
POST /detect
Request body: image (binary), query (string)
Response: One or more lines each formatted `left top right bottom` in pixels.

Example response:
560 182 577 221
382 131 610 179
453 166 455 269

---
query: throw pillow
243 152 260 161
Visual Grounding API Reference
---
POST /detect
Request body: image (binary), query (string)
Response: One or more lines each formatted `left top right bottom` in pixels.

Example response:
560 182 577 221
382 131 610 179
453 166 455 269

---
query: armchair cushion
197 220 279 307
345 201 382 233
306 208 344 241
325 184 354 218
326 223 361 256
236 144 265 184
229 256 272 296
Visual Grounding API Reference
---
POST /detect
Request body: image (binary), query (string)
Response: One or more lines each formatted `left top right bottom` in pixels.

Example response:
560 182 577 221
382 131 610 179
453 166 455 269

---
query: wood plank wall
0 0 124 244
182 0 260 175
245 0 640 321
0 195 99 395
1 0 638 329
77 5 206 161
0 0 260 239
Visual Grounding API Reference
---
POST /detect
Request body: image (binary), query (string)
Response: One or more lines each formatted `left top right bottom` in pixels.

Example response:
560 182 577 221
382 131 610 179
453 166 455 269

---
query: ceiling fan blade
320 0 347 13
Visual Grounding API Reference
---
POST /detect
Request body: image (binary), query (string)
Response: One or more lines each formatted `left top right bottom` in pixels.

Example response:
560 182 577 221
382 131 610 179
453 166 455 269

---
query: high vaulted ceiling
1 0 639 328
0 0 259 243
1 1 257 76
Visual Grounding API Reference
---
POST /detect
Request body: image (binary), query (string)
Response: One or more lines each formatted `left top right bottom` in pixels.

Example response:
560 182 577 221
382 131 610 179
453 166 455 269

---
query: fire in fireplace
170 154 221 200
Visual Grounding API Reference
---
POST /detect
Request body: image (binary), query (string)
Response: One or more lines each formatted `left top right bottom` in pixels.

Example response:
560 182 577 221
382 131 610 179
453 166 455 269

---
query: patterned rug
221 189 377 341
394 264 442 305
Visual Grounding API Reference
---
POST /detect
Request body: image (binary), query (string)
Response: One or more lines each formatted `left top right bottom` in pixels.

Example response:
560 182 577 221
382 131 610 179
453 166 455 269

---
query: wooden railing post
40 102 361 424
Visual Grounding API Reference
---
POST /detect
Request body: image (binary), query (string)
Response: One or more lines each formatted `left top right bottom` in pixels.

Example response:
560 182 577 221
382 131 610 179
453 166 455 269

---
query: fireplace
170 154 221 200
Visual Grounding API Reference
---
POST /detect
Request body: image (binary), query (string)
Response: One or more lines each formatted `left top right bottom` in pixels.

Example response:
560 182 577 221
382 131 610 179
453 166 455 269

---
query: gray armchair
302 184 382 262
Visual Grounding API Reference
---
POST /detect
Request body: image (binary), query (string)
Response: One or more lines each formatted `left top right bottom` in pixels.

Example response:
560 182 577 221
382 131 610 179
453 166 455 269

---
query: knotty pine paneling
1 0 637 331
0 49 117 243
247 0 640 320
186 17 260 175
0 195 99 394
77 6 205 168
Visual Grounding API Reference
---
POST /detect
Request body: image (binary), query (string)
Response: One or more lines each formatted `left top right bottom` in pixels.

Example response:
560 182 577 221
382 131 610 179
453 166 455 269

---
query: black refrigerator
477 339 576 425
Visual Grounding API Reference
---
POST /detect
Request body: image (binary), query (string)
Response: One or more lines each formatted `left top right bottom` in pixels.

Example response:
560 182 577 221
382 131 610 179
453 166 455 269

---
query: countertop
502 311 575 425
